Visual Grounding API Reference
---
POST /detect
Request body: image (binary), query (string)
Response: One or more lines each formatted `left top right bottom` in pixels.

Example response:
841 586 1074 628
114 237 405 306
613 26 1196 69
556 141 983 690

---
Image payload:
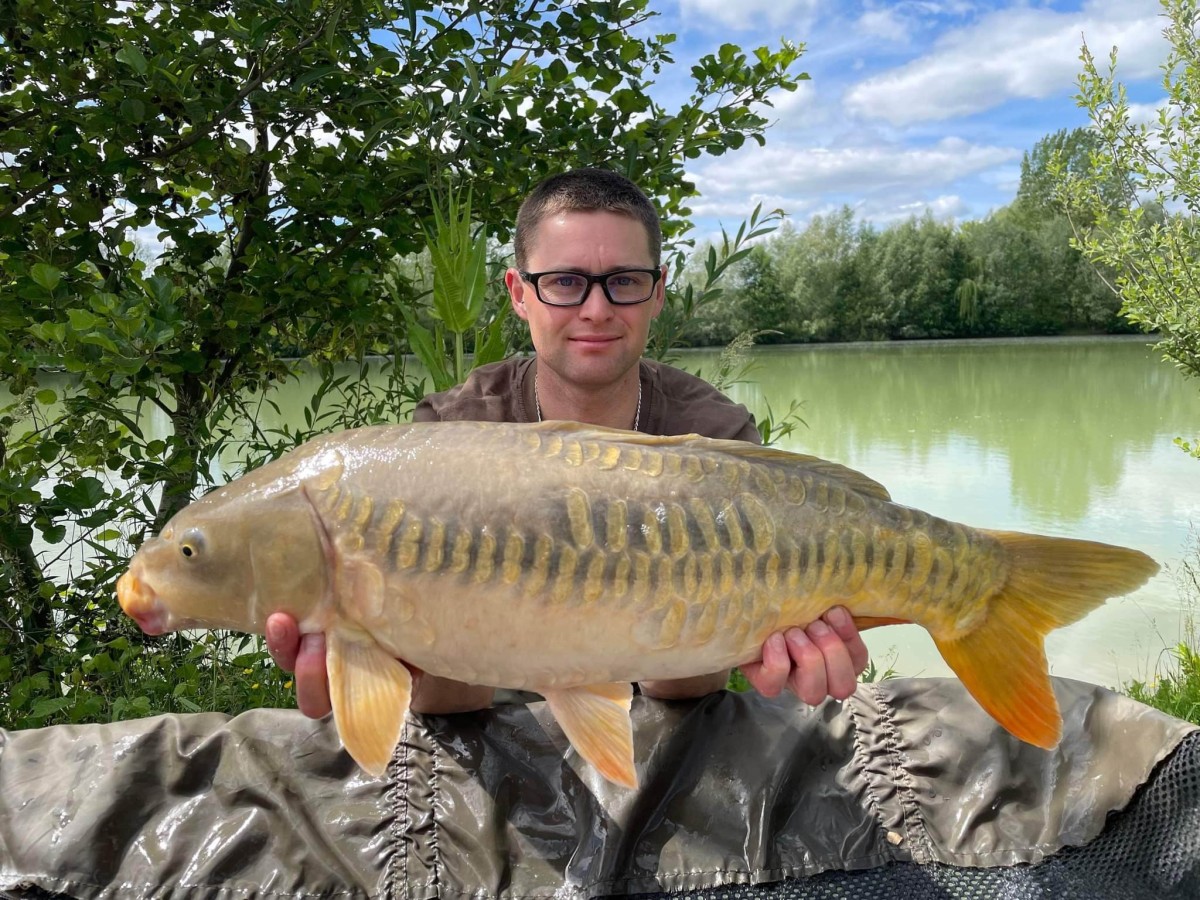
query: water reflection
716 337 1197 526
705 336 1200 687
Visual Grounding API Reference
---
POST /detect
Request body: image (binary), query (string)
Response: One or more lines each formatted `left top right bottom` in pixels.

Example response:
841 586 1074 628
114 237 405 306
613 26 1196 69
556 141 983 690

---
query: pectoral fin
543 682 637 789
337 555 386 622
327 627 412 776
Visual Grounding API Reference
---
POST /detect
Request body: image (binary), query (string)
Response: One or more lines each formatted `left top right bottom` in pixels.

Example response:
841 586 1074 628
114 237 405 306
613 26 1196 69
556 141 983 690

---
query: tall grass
1122 531 1200 725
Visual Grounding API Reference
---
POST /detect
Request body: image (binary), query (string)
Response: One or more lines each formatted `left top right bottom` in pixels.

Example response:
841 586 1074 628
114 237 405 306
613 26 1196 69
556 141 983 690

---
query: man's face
506 210 665 391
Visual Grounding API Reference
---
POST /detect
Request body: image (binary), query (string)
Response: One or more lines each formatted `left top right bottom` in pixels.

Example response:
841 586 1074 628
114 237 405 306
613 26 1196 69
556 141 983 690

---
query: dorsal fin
529 420 892 502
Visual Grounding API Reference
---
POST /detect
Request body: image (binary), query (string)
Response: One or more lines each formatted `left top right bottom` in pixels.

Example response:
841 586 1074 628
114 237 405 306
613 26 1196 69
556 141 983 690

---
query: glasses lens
605 270 655 304
536 273 588 305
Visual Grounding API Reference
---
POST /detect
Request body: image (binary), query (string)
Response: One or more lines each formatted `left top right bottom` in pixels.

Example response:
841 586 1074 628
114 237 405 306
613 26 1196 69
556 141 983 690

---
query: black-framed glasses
520 268 661 306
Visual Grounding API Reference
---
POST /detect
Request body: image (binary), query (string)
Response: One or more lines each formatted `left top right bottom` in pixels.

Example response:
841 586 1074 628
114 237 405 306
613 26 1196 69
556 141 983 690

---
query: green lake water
694 335 1200 689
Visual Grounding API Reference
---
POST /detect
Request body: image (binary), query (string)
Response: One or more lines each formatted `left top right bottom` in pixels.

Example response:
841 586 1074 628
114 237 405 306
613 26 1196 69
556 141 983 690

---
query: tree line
679 128 1138 347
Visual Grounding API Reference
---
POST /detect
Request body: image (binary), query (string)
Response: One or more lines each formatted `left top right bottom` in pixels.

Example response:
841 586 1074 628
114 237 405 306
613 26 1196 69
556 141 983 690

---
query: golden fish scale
309 424 1008 676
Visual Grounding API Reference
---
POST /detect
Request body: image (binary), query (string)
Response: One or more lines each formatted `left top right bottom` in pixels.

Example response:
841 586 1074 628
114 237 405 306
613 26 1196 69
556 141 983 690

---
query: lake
21 334 1200 692
694 335 1200 689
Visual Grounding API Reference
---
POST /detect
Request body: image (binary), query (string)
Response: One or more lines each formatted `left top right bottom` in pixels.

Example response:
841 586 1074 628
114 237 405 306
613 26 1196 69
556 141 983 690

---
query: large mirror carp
118 421 1158 788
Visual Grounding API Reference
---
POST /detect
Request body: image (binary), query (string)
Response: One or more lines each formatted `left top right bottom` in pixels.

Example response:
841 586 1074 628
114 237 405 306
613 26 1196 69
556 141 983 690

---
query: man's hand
266 614 332 718
637 607 868 703
739 606 869 704
265 613 495 715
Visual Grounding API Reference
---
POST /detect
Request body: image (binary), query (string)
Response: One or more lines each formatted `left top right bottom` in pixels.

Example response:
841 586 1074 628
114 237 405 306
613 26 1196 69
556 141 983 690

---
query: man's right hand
265 613 495 716
266 614 333 718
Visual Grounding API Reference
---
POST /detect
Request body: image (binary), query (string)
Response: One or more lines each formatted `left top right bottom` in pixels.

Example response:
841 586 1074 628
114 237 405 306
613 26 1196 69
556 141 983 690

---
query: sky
639 0 1174 238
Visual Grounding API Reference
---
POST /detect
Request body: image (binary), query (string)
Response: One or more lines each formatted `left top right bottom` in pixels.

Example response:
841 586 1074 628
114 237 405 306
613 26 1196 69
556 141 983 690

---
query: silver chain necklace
534 372 642 432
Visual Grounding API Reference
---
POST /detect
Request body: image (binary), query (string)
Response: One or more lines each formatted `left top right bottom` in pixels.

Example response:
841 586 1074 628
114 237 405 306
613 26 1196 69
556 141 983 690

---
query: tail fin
933 531 1159 750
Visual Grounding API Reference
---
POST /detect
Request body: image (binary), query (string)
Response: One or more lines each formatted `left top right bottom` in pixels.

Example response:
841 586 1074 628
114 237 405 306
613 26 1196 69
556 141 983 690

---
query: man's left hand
741 606 869 704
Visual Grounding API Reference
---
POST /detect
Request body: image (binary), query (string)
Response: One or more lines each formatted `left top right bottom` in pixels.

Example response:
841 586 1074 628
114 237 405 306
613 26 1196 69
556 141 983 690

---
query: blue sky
639 0 1173 237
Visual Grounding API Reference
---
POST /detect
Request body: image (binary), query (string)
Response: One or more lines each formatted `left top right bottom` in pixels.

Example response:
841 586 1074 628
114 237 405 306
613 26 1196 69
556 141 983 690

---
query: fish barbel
117 421 1158 787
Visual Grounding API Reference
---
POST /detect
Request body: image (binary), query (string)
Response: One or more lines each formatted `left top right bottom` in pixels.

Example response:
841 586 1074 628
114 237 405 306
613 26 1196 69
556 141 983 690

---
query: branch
144 12 333 163
415 6 475 57
150 394 174 418
0 90 102 133
223 62 272 285
1 173 71 220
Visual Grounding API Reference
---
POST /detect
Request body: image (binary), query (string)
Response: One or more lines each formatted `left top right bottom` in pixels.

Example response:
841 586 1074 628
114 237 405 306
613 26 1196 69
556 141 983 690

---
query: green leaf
53 476 108 511
30 263 62 291
80 331 120 352
425 185 489 334
115 46 149 75
175 350 207 373
29 697 72 720
120 98 146 123
35 389 57 405
474 308 510 369
67 307 102 332
144 275 176 305
40 523 67 544
295 64 340 90
400 308 452 392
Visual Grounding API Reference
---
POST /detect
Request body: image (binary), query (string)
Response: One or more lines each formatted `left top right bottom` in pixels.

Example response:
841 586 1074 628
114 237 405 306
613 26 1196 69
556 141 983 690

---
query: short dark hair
513 168 662 270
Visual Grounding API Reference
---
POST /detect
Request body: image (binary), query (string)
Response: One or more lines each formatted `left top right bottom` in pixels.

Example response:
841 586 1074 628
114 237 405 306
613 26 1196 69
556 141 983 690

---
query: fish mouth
116 568 172 636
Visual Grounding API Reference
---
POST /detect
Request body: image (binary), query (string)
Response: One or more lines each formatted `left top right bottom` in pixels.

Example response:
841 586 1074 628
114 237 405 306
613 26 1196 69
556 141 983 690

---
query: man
266 168 869 718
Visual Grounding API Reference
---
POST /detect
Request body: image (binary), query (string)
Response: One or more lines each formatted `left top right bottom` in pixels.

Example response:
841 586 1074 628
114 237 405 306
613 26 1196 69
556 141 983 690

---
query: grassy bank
1121 532 1200 725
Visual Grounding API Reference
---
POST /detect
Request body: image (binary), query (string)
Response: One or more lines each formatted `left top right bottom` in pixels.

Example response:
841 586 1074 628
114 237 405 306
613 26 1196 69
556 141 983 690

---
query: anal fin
543 682 637 789
327 627 413 776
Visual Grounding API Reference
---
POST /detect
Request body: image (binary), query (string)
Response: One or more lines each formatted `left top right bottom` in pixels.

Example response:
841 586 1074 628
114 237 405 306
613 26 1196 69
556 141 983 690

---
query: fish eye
179 528 205 560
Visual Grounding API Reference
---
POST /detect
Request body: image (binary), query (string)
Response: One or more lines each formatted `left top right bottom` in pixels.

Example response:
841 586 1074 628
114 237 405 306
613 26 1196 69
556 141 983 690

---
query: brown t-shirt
414 356 761 443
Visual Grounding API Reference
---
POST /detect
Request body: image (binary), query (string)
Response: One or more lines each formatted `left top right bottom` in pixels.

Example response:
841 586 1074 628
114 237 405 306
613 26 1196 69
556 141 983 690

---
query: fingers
787 607 870 704
748 607 869 707
783 627 832 706
294 633 332 719
266 613 331 719
825 606 870 676
265 613 300 672
740 632 791 698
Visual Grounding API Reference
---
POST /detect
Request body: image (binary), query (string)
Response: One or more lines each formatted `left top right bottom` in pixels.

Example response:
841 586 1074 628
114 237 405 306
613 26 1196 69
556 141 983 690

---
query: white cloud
690 136 1019 212
858 8 912 43
684 137 1020 228
679 0 820 31
760 80 818 118
870 193 970 225
844 0 1168 125
979 164 1022 195
1126 100 1166 126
